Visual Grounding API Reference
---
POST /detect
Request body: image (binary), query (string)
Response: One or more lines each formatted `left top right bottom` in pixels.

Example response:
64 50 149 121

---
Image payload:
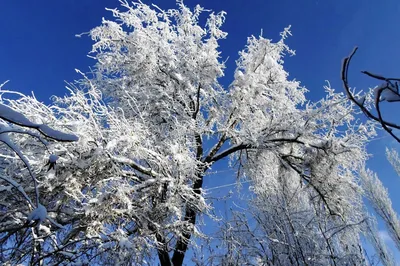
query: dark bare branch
342 47 400 142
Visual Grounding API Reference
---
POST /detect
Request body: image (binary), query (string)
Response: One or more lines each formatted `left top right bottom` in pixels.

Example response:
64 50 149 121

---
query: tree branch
342 47 400 142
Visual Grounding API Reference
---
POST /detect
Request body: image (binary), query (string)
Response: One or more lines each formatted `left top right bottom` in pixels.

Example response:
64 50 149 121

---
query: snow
172 72 183 82
49 154 59 163
373 83 400 103
119 237 133 249
0 103 39 128
39 224 51 234
38 124 79 142
381 88 400 102
27 203 47 223
88 198 98 204
0 185 12 192
0 103 78 141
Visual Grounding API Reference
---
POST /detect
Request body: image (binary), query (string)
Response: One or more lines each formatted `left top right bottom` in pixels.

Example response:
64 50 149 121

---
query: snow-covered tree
0 1 396 265
0 82 79 265
360 166 400 254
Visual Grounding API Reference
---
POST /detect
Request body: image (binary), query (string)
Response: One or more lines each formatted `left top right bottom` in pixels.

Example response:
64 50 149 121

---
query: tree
0 1 396 265
0 82 79 264
342 48 400 264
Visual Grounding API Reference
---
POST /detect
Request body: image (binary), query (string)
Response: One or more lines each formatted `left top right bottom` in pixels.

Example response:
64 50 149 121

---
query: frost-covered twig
0 175 34 208
0 133 40 207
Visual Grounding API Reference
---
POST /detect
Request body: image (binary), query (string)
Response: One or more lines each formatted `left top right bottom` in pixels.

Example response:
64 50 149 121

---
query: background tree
342 47 400 264
0 1 397 265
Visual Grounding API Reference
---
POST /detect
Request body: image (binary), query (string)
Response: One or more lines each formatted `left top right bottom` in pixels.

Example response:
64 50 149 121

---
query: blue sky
2 0 400 263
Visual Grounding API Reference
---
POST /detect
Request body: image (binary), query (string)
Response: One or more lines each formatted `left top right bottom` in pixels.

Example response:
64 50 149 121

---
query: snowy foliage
0 1 395 265
386 148 400 176
0 84 79 264
360 168 400 253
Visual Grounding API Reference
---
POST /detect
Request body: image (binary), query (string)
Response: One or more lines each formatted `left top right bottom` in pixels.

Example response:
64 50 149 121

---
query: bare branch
342 47 400 142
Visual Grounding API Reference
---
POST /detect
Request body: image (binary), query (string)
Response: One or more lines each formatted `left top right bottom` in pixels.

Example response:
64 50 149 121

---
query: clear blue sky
2 0 400 262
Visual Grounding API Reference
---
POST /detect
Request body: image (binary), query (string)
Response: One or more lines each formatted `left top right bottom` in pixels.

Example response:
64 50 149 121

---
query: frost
355 95 366 106
373 83 386 103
